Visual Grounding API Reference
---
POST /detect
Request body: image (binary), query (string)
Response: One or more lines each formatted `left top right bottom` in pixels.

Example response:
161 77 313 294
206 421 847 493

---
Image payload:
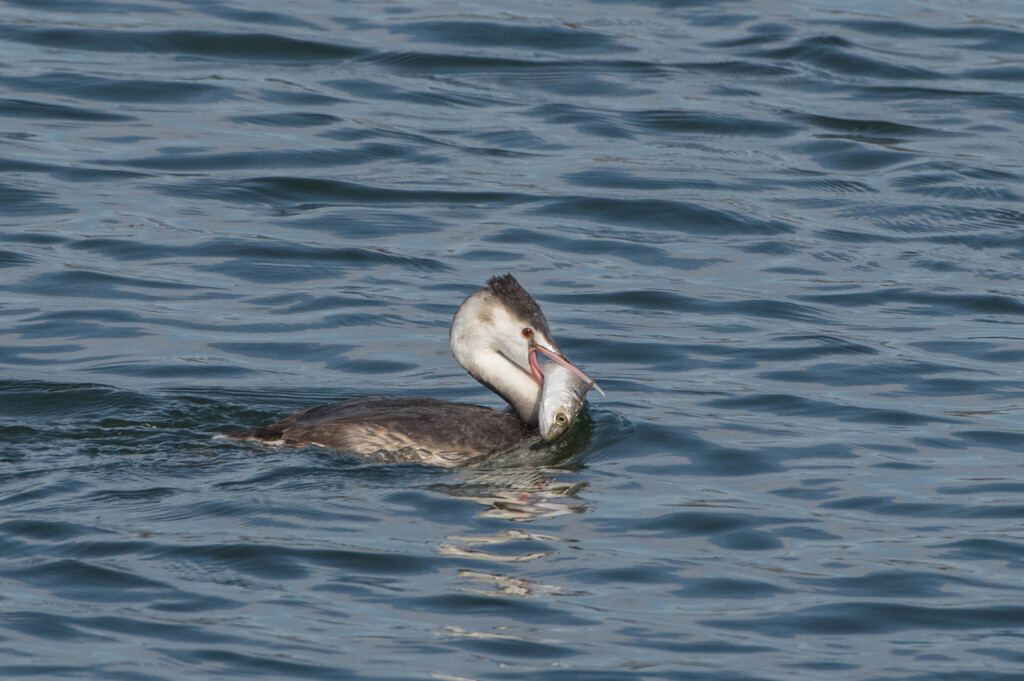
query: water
1 0 1023 678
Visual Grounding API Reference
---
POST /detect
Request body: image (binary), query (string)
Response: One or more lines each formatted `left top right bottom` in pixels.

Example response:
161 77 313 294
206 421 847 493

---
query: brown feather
227 397 534 466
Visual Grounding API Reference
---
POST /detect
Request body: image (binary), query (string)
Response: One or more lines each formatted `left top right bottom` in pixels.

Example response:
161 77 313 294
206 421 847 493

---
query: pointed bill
529 344 604 396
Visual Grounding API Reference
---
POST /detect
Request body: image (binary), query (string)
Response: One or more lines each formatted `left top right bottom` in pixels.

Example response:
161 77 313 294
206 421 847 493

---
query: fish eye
555 412 568 425
521 327 534 339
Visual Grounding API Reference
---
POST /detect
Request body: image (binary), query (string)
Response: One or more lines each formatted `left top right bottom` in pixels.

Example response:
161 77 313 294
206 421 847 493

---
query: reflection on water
456 569 572 599
437 472 587 523
435 412 593 521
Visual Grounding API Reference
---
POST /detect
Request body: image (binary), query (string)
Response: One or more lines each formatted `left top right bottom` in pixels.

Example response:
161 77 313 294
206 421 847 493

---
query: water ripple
707 603 1024 638
387 20 631 53
0 97 135 122
0 26 367 62
746 35 948 81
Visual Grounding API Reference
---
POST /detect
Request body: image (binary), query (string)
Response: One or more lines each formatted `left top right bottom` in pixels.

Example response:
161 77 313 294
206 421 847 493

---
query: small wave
0 26 367 63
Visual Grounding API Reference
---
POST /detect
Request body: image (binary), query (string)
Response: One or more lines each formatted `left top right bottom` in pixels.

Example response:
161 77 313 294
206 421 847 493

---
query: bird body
226 275 598 465
235 396 533 466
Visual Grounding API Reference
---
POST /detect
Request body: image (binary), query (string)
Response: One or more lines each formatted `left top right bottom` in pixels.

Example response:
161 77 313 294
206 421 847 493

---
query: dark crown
486 274 553 339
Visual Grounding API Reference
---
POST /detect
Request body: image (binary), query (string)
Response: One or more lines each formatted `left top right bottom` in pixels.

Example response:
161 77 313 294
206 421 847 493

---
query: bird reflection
429 408 593 522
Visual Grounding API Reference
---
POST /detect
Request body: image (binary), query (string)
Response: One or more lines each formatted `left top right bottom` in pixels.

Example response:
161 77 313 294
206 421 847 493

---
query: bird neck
450 294 541 426
461 349 541 426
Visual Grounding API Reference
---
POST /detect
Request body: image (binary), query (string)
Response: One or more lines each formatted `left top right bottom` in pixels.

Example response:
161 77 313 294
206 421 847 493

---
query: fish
537 361 601 441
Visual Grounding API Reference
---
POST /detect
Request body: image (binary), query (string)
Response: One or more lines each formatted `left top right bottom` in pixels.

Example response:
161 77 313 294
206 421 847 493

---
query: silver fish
538 362 597 441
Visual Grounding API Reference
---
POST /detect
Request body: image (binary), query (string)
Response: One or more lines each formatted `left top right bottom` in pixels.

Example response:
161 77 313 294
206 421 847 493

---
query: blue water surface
1 0 1023 679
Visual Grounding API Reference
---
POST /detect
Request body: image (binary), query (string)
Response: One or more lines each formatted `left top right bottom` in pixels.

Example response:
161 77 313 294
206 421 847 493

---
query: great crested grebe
225 274 598 466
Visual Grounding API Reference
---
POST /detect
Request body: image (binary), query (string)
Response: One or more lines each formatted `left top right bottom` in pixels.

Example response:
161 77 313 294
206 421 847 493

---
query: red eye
521 327 534 339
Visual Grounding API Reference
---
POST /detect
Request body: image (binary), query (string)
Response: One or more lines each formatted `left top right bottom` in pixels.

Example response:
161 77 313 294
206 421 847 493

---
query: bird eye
555 412 568 425
521 327 534 339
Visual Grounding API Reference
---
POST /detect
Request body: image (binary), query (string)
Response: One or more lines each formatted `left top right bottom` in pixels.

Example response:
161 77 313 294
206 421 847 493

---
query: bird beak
529 343 604 396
